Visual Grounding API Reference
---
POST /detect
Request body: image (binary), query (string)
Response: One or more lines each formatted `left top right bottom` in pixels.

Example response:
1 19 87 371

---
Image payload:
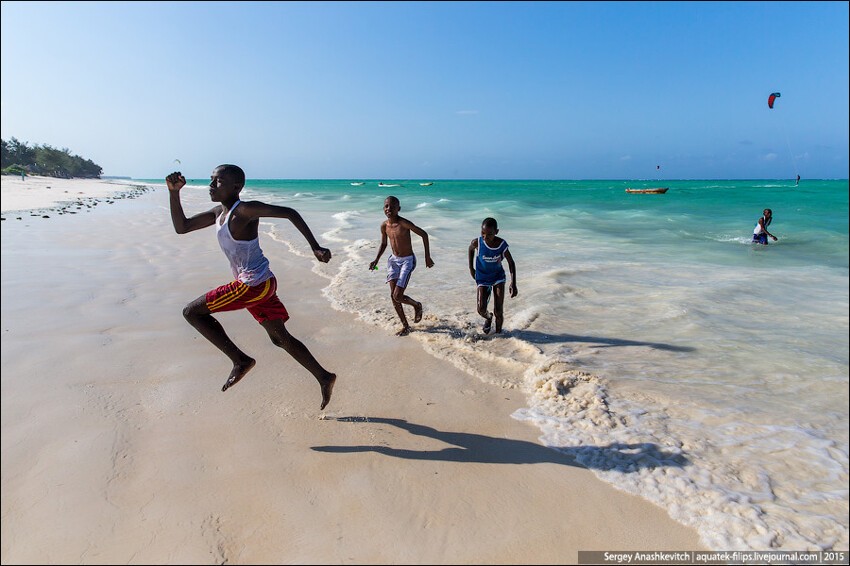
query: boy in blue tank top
468 217 517 334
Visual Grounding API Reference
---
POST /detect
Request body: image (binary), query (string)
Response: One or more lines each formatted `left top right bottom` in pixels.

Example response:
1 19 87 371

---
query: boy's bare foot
319 373 336 410
413 301 423 323
483 314 493 334
222 358 257 391
396 327 411 336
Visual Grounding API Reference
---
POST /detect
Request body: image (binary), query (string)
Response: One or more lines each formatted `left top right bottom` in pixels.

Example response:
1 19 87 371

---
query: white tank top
216 200 272 286
753 216 770 235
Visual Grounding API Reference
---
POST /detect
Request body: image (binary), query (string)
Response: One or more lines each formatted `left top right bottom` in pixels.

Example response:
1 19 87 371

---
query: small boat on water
350 182 365 186
378 182 400 187
419 182 433 187
625 187 669 194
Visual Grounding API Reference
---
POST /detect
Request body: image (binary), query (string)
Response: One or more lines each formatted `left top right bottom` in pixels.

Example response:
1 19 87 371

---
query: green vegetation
1 137 102 179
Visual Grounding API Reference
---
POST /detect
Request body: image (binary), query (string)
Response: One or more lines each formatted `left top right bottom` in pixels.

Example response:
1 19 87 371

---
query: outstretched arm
369 223 388 270
239 201 331 262
166 172 217 234
505 249 518 297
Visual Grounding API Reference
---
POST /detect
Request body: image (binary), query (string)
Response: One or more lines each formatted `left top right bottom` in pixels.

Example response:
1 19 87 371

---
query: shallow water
163 178 849 550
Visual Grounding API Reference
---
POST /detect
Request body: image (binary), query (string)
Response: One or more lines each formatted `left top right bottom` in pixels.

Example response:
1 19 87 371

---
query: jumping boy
469 217 517 334
368 195 434 336
166 165 336 409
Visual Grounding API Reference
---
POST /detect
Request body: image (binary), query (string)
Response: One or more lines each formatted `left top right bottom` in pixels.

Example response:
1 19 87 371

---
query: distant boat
378 182 400 187
625 187 669 194
419 182 434 186
350 182 365 186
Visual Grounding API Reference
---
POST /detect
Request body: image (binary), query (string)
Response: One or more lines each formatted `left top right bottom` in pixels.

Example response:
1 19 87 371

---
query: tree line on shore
1 137 102 179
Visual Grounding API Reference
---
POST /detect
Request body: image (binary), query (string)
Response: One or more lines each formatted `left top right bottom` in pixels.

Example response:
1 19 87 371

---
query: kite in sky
768 92 781 109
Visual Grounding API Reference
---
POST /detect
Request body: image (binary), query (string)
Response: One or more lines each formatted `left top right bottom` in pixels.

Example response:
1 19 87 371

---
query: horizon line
127 177 848 183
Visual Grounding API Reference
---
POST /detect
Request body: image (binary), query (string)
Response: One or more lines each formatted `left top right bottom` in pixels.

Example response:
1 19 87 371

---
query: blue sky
2 1 848 180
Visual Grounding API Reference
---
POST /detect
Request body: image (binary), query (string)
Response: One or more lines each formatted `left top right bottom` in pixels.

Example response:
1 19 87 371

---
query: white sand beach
0 175 145 213
1 175 704 564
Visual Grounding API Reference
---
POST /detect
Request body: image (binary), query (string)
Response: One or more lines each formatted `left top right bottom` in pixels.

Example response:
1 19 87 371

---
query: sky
1 1 848 180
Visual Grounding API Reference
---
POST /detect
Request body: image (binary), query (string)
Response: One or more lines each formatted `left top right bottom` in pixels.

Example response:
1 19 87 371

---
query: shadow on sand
420 324 695 353
313 417 690 472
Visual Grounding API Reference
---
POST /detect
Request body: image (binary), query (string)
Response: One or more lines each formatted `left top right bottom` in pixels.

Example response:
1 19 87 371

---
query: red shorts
205 276 290 323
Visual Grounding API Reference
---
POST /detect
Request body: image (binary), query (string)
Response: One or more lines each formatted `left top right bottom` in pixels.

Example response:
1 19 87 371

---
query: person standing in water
752 208 778 245
166 165 336 409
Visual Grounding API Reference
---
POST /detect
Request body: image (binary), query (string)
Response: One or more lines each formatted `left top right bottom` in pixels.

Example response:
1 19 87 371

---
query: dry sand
1 175 704 564
0 174 147 214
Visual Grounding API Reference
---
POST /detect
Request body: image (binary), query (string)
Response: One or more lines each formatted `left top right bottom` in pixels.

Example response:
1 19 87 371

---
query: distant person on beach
796 174 801 186
468 217 517 334
752 208 778 245
368 195 434 336
165 165 336 409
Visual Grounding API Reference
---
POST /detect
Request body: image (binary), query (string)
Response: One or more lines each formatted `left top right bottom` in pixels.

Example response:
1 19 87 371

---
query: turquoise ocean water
155 177 849 551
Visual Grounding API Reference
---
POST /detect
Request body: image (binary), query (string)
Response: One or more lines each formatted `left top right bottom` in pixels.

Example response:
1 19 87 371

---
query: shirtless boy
368 196 434 336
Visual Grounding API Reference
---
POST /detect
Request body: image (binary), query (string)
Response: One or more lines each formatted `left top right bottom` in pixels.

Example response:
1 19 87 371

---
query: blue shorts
476 275 506 288
476 268 506 288
752 233 768 245
387 254 416 288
